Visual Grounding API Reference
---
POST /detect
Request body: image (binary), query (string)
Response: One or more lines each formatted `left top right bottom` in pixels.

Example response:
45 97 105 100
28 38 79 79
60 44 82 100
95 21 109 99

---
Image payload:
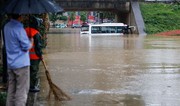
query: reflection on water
34 28 180 106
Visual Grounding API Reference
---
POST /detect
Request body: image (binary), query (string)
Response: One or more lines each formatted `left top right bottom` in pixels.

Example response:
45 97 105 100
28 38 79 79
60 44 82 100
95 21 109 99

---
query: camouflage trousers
30 59 41 88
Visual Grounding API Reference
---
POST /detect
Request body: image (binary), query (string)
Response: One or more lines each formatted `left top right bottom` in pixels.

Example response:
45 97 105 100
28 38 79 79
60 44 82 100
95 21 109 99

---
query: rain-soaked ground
27 28 180 106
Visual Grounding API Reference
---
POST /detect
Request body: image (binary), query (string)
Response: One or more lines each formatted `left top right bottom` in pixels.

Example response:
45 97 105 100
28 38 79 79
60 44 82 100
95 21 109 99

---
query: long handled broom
41 59 71 101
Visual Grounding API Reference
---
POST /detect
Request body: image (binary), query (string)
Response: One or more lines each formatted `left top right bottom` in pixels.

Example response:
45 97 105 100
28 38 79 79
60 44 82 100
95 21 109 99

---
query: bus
80 23 126 36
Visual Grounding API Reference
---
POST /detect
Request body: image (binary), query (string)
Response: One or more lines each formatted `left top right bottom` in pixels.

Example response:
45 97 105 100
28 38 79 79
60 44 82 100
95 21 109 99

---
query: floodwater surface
30 28 180 106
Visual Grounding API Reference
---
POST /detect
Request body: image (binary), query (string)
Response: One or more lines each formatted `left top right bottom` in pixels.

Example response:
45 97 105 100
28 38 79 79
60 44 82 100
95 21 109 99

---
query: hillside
140 2 180 34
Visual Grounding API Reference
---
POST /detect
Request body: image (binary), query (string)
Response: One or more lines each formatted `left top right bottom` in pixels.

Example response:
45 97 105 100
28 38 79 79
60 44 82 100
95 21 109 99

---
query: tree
49 13 61 25
60 15 68 23
80 11 88 23
69 12 76 25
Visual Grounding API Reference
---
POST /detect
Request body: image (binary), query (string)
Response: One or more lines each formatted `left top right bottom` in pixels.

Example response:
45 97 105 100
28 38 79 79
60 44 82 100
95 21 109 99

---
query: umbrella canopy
1 0 63 14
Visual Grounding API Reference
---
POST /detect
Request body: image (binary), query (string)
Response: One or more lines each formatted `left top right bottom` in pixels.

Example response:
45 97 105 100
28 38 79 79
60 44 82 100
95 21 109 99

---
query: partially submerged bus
80 23 126 36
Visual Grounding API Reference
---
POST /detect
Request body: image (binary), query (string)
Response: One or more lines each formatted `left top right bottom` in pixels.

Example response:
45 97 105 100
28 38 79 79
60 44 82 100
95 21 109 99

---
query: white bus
80 23 126 36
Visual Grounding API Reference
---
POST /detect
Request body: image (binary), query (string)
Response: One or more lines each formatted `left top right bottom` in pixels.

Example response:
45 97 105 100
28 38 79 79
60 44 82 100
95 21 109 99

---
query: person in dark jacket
25 16 43 92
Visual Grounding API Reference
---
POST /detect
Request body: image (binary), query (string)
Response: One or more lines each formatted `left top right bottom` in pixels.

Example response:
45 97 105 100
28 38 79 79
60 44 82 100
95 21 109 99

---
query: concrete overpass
55 0 146 35
0 0 146 35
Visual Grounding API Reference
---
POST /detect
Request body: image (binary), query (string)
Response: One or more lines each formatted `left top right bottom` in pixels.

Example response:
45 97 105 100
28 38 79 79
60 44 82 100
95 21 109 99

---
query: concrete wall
130 2 147 35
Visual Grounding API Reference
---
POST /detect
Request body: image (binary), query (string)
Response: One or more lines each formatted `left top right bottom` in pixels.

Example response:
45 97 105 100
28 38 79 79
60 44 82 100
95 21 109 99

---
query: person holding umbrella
25 15 43 93
1 0 71 102
4 14 33 106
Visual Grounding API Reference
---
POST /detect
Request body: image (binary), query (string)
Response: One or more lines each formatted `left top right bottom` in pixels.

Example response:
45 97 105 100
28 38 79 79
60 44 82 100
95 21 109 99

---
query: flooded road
34 28 180 106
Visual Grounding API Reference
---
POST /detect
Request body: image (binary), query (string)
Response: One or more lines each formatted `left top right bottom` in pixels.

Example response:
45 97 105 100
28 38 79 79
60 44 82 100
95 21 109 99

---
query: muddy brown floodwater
28 28 180 106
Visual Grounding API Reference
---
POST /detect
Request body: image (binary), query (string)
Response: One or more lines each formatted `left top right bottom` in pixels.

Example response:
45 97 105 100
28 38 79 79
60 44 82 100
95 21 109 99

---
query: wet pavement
30 28 180 106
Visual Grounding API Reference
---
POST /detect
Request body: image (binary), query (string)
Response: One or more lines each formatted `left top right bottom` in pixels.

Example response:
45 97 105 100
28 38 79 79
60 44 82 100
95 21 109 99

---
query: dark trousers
30 59 40 88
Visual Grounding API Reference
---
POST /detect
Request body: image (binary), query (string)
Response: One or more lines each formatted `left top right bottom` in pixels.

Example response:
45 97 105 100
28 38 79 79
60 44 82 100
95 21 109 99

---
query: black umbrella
1 0 63 14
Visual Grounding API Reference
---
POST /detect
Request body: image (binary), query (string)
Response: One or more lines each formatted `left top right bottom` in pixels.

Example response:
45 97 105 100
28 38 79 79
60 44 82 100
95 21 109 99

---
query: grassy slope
140 2 180 34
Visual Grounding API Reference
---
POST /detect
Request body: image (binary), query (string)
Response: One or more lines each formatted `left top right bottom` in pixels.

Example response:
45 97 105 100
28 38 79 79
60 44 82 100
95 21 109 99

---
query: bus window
117 26 123 33
101 26 107 33
91 26 101 33
110 26 116 33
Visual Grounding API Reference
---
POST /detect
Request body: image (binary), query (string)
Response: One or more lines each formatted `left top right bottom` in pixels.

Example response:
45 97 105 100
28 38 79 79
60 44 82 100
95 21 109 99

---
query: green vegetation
0 92 7 106
69 12 76 25
140 2 180 34
80 11 88 23
49 13 66 25
60 15 68 22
